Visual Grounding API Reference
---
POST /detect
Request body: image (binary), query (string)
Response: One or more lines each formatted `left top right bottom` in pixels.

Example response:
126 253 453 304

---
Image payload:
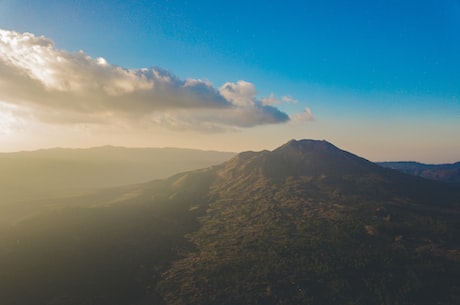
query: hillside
162 140 460 304
0 140 459 305
0 146 235 223
378 161 460 183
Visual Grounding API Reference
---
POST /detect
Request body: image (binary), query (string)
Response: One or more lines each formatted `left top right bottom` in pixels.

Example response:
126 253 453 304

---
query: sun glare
0 101 23 135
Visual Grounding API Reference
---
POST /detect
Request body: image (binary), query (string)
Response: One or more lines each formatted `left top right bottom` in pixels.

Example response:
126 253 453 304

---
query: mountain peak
266 138 379 177
276 139 336 153
216 139 380 186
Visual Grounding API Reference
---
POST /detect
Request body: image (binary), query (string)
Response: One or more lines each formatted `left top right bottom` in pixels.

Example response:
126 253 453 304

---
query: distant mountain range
0 146 235 204
378 161 460 183
0 140 459 305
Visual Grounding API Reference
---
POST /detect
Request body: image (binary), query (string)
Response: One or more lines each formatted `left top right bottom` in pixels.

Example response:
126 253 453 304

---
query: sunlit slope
0 146 235 204
0 169 215 305
0 140 459 305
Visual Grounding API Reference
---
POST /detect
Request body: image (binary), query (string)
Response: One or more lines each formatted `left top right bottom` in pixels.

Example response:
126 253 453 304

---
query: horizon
1 139 458 165
1 1 459 163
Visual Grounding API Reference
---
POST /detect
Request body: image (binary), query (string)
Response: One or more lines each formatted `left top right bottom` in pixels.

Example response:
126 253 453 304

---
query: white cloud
0 101 27 135
281 96 299 104
219 81 257 107
0 29 311 132
291 107 315 122
261 93 280 106
261 94 299 105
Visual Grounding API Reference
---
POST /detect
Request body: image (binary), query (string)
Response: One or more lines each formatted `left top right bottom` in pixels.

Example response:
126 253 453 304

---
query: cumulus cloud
261 93 280 106
291 107 315 122
0 29 310 132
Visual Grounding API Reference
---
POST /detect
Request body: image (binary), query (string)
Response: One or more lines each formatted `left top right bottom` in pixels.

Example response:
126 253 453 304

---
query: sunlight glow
0 101 23 135
0 29 58 88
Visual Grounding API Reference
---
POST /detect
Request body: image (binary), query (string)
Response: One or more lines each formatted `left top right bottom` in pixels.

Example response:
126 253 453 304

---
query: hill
378 161 460 183
0 146 235 223
0 139 459 305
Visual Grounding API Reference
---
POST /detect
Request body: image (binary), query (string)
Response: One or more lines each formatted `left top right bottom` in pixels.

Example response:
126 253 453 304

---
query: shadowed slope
160 140 460 305
378 161 460 183
1 139 459 305
210 139 458 206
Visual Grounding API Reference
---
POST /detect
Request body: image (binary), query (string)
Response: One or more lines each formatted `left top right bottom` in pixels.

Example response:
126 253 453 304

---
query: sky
0 0 459 162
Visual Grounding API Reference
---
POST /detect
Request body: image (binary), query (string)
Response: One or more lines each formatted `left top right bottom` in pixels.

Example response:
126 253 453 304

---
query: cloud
261 93 280 106
291 107 315 122
261 93 299 105
0 101 28 135
0 29 299 131
281 96 299 104
219 80 259 107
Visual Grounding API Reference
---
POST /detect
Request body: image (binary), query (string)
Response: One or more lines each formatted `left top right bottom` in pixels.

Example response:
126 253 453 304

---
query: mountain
0 139 459 305
0 146 235 223
204 140 458 206
378 161 460 183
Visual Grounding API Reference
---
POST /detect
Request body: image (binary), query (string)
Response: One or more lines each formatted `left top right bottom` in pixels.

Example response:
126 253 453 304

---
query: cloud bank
0 29 308 131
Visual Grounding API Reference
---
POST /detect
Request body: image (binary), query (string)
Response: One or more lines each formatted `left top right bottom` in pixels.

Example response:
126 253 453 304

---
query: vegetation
0 180 210 305
161 201 460 305
0 140 459 305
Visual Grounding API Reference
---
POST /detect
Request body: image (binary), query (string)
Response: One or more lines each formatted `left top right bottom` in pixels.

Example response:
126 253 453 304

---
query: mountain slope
161 140 460 305
0 146 235 204
0 146 235 223
378 161 460 183
210 140 458 206
0 169 216 305
1 139 459 305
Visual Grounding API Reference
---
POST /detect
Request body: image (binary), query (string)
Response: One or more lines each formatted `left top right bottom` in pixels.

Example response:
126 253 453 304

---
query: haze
0 1 459 163
1 3 459 304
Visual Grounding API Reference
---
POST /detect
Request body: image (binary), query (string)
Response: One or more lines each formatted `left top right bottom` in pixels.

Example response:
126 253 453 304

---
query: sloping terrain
161 140 460 305
378 161 460 183
0 140 459 305
0 146 235 204
0 146 234 223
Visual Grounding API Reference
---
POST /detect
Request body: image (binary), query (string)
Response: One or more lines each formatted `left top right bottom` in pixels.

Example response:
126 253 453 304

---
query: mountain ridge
1 139 459 305
0 146 235 205
378 160 460 183
206 139 459 207
159 139 460 305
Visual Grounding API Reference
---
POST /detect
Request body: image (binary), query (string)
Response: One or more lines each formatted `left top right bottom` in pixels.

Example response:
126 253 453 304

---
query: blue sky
0 0 459 162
